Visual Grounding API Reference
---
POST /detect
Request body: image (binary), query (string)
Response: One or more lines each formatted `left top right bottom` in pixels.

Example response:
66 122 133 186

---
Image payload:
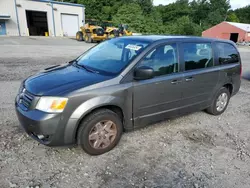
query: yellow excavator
76 20 132 43
76 20 107 43
103 22 133 38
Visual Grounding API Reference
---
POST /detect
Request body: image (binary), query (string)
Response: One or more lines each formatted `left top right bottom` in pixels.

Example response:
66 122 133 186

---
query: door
133 43 183 127
61 14 79 36
180 42 219 113
0 22 6 35
26 10 48 36
230 33 239 43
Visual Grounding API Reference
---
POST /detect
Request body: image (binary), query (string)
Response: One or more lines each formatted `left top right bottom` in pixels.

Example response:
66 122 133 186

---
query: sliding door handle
171 80 182 84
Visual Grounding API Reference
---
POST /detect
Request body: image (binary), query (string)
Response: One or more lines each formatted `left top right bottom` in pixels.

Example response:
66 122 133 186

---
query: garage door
61 14 79 37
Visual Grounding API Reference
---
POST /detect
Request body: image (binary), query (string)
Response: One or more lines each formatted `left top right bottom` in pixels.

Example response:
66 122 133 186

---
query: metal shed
0 0 85 37
202 21 250 43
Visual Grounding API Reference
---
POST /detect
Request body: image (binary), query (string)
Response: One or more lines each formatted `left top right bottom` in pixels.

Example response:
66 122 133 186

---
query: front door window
140 43 179 76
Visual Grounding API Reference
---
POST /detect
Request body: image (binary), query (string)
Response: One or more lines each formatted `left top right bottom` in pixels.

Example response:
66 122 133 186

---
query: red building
202 21 250 43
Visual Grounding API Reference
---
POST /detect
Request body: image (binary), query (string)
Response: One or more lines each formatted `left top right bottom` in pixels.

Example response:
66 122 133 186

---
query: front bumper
15 101 77 146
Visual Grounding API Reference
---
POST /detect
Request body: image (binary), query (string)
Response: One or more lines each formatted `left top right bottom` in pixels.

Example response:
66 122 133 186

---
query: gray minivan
15 36 241 155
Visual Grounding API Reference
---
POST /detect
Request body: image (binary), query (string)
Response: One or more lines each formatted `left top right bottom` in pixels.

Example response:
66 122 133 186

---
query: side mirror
134 66 154 80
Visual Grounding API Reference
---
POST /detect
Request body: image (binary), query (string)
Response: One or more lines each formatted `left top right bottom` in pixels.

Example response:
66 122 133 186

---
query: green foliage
112 3 146 33
170 16 202 35
156 0 191 23
234 6 250 23
56 0 249 36
227 12 240 23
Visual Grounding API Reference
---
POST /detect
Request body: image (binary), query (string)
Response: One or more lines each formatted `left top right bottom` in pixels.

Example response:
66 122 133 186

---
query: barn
202 21 250 43
0 0 85 37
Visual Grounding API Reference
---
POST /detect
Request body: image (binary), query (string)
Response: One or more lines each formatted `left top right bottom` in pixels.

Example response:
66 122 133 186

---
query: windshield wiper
75 63 99 74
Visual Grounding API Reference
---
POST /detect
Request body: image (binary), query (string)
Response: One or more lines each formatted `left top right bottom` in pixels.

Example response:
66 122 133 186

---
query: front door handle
171 80 182 84
185 77 194 82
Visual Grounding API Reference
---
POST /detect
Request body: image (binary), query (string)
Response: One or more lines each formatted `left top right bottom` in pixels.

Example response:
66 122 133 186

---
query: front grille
18 87 34 110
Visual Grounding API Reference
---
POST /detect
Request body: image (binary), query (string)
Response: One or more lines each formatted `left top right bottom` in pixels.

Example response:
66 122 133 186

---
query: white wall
0 0 85 36
0 0 19 36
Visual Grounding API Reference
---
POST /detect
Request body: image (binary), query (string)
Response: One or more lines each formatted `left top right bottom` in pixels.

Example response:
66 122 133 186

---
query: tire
76 31 83 41
206 87 231 116
77 109 123 155
85 33 92 43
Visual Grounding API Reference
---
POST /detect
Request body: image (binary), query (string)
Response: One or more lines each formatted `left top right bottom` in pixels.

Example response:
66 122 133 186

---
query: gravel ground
0 37 250 188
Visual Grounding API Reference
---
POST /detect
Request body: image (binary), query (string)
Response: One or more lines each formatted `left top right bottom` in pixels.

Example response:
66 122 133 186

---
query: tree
234 5 250 23
190 0 231 30
190 0 210 26
227 12 240 22
171 16 202 36
136 0 153 15
144 8 165 34
156 0 191 24
206 10 225 26
208 0 231 23
56 0 237 36
112 3 146 33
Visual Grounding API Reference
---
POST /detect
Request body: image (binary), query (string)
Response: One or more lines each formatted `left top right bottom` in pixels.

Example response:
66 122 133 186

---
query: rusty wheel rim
88 120 117 149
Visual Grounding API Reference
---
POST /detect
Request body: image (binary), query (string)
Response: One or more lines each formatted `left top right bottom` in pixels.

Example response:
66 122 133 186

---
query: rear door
133 43 184 126
179 42 220 113
214 42 241 94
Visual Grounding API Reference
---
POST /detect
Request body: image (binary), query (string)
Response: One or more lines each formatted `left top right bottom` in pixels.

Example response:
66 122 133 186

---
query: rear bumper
232 79 241 96
15 102 77 146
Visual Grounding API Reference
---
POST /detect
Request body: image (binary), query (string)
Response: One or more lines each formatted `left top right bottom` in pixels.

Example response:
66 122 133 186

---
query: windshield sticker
125 44 142 51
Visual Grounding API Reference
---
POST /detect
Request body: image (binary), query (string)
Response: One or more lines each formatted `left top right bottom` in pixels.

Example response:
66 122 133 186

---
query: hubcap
88 120 117 149
216 93 228 112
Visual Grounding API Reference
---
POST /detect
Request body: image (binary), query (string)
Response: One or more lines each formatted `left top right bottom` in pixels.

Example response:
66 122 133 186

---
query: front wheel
76 31 83 41
206 87 230 115
77 109 123 155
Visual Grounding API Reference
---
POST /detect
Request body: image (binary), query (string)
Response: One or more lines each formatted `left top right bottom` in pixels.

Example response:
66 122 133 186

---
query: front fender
63 96 125 144
70 95 124 119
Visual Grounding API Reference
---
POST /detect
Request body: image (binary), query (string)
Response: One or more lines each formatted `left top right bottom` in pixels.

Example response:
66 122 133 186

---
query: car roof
121 35 234 44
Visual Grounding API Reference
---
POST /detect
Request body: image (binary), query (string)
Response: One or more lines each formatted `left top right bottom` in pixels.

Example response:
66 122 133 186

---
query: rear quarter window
216 42 239 65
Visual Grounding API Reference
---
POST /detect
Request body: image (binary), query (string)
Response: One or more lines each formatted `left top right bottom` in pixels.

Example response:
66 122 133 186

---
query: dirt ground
0 37 250 188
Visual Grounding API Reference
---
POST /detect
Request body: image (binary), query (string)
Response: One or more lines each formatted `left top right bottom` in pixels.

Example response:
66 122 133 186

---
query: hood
25 64 112 96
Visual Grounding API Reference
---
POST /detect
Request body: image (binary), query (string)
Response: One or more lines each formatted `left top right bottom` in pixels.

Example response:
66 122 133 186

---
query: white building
0 0 85 37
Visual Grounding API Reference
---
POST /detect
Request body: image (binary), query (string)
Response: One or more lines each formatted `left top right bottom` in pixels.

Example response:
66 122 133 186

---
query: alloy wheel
216 92 228 112
88 120 117 149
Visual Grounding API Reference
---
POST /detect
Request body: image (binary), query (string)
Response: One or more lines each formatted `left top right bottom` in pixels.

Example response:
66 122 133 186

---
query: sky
153 0 250 10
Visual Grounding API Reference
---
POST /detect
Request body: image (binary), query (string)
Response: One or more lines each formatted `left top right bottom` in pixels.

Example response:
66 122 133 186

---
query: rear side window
183 43 213 71
216 43 239 65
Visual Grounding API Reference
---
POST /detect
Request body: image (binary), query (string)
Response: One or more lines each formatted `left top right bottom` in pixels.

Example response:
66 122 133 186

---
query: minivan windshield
76 38 150 75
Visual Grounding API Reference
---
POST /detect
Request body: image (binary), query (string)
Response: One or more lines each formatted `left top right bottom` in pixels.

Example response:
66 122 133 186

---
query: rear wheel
76 31 83 41
77 109 123 155
206 87 230 115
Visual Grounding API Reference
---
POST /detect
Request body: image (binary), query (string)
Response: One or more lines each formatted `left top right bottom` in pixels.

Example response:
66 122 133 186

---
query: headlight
36 97 68 113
